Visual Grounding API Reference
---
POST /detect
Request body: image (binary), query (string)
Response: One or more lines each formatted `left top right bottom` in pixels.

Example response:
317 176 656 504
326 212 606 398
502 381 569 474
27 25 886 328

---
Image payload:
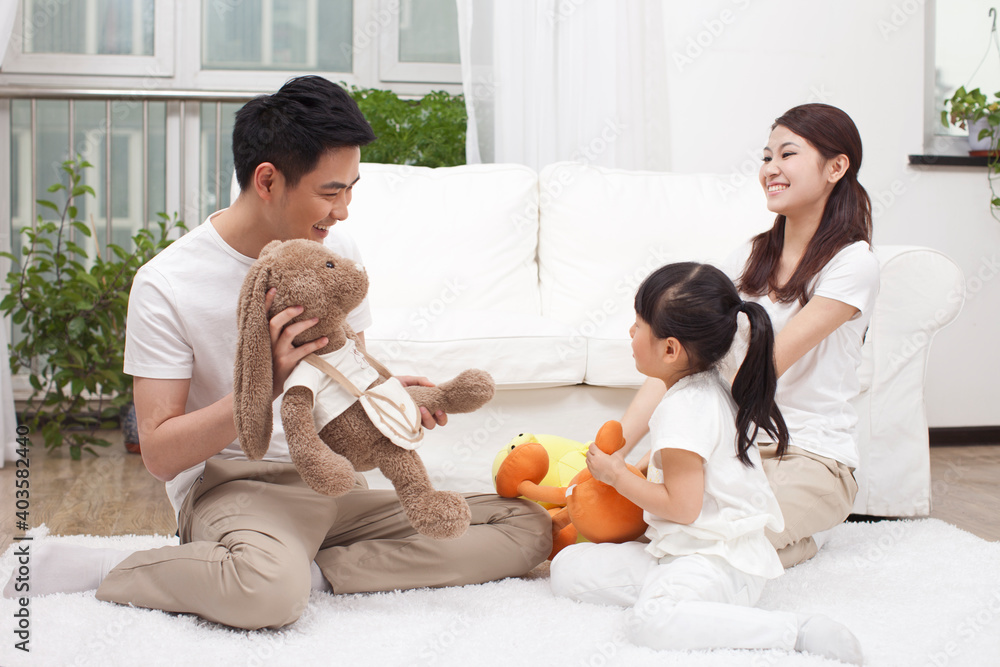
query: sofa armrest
852 245 965 517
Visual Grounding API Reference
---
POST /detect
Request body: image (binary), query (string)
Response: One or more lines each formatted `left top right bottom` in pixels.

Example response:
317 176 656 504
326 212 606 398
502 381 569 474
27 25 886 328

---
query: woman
620 103 880 568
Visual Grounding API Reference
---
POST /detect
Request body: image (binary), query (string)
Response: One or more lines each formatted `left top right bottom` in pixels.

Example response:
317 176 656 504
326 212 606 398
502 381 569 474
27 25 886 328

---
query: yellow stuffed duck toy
492 421 647 559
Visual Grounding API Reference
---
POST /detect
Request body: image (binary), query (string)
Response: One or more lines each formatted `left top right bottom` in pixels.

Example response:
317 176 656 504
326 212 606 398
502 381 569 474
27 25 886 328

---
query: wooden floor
1 432 999 554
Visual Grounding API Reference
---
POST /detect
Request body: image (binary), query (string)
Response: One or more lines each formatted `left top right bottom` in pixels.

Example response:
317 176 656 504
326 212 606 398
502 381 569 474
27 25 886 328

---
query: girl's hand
586 441 629 488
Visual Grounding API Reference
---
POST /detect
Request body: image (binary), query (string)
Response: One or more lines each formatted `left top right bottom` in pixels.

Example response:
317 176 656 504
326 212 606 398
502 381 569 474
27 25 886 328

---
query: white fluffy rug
1 518 998 667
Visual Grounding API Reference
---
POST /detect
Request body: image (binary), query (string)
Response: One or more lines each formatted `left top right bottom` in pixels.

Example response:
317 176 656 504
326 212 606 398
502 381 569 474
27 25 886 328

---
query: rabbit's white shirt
284 339 382 430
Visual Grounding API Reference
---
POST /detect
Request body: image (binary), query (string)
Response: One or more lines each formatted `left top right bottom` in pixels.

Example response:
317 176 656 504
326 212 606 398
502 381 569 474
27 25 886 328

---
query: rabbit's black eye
325 261 335 268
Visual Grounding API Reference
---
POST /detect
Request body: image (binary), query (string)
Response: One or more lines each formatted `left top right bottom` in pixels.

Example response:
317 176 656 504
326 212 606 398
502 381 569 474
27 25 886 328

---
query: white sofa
340 161 965 518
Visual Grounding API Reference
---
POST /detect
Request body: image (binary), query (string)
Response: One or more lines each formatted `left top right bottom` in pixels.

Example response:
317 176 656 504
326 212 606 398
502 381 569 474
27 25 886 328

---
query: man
6 76 550 629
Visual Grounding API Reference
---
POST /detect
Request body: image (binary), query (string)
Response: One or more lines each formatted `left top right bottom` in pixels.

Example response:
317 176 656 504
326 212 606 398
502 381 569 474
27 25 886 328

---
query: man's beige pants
759 444 858 568
96 458 552 629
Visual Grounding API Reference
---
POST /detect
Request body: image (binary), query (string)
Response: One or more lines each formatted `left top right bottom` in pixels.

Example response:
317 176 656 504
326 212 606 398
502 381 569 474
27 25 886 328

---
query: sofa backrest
537 162 775 339
344 163 542 316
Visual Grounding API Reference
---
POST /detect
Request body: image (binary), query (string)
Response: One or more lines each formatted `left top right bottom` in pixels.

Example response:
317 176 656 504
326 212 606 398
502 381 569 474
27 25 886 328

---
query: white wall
660 1 1000 428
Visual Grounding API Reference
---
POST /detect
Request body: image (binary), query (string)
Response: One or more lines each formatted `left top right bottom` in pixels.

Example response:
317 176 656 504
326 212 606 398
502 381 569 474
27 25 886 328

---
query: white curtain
1 1 17 464
0 6 13 453
0 0 17 68
457 0 670 172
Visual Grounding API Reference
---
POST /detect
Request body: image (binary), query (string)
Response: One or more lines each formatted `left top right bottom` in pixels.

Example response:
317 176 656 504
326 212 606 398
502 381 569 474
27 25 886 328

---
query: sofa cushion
342 163 542 317
364 308 586 389
537 161 774 385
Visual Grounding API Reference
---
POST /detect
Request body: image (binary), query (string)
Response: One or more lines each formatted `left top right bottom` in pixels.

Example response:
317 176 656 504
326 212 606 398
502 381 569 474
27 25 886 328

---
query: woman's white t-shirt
644 370 785 580
722 240 880 468
123 212 373 516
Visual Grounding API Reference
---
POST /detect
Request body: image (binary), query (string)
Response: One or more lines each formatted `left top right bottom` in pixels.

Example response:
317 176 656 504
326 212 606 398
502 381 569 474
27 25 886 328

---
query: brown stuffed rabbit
233 239 495 539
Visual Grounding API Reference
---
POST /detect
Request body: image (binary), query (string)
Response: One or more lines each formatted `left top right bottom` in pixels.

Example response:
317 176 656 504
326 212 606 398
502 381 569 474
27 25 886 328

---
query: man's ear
827 154 850 184
254 162 282 201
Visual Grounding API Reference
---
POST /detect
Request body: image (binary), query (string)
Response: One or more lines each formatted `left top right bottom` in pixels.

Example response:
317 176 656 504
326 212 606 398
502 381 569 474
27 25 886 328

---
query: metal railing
0 87 259 400
0 86 257 246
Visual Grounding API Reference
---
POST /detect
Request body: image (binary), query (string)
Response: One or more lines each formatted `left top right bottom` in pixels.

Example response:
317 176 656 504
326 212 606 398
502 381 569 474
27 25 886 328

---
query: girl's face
759 125 840 224
629 315 666 378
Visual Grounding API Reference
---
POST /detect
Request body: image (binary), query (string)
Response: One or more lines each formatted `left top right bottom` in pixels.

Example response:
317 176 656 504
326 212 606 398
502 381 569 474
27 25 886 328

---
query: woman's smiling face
759 125 839 223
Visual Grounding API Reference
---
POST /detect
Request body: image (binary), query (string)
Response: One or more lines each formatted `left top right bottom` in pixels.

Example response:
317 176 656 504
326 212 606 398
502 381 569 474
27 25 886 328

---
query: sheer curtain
457 0 670 171
1 1 16 464
0 0 15 67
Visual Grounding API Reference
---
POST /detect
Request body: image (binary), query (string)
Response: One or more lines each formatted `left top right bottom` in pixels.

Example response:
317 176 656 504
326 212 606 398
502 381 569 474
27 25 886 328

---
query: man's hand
265 288 329 400
397 375 448 429
586 441 629 488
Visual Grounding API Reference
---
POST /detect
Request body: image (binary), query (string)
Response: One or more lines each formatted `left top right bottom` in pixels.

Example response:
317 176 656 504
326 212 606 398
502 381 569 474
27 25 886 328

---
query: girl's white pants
550 541 801 652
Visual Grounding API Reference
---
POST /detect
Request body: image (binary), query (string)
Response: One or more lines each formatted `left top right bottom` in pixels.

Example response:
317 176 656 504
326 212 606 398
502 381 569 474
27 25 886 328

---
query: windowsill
908 154 992 167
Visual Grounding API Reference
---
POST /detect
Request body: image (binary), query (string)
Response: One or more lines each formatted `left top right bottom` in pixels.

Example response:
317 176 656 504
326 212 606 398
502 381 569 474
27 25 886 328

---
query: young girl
550 263 862 663
620 103 879 568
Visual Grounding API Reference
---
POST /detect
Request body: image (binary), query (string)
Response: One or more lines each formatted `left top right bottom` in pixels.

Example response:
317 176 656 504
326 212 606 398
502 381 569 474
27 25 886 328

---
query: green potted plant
941 86 1000 154
0 157 183 459
942 86 1000 220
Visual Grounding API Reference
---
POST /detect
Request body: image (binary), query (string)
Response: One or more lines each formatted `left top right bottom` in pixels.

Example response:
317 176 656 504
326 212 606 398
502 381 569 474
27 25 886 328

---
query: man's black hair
232 76 376 191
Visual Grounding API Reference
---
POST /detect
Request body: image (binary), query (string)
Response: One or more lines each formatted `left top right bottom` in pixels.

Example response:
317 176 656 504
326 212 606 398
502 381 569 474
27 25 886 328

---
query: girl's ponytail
731 301 789 465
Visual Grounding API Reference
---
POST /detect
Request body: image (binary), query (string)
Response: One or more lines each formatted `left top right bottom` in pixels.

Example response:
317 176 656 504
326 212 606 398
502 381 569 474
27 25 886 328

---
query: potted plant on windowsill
942 86 1000 221
0 157 183 459
941 86 1000 155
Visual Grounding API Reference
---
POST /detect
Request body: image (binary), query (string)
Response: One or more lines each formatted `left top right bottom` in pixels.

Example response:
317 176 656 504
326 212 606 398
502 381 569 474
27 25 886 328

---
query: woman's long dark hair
739 103 872 306
635 263 789 465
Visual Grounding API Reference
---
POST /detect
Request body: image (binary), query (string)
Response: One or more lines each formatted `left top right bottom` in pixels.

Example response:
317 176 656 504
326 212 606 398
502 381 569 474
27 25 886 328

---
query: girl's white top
644 369 785 579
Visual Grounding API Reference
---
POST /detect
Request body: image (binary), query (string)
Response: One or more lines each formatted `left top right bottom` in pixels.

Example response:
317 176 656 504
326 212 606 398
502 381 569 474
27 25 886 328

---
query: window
23 0 154 56
933 1 1000 143
202 0 354 73
8 98 168 258
3 0 173 76
380 0 461 83
0 0 463 357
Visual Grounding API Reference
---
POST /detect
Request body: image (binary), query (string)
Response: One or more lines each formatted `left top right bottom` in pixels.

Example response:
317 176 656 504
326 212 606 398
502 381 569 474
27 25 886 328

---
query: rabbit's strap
303 353 425 450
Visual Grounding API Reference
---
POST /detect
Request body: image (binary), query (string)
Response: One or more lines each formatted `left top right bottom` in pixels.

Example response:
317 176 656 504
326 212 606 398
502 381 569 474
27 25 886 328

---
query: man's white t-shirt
644 370 785 580
722 240 880 468
124 211 373 516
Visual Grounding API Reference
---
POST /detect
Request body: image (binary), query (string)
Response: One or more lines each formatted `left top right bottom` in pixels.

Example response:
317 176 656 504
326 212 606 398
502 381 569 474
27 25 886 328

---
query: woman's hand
397 375 448 429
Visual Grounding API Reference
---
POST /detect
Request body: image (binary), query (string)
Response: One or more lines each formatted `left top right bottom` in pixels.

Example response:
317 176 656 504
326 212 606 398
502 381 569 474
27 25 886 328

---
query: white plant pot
968 117 995 153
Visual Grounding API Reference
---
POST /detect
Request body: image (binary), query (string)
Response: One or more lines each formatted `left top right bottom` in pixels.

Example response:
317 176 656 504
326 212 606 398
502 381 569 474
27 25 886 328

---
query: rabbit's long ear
234 258 275 460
